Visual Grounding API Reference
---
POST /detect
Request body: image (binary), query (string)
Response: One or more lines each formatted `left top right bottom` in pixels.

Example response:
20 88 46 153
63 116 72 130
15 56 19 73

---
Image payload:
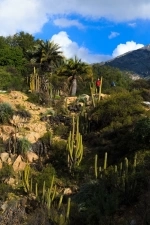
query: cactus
95 154 98 179
104 152 107 170
66 197 71 220
29 67 40 92
58 194 63 210
22 163 30 193
66 116 84 172
98 76 103 102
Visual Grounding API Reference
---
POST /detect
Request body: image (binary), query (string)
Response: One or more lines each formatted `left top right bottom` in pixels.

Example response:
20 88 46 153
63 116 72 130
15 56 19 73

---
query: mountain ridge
103 44 150 78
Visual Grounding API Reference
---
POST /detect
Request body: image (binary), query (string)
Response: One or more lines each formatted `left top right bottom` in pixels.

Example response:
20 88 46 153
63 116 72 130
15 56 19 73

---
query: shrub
34 164 56 190
0 163 14 180
0 102 14 124
15 109 31 119
17 137 31 155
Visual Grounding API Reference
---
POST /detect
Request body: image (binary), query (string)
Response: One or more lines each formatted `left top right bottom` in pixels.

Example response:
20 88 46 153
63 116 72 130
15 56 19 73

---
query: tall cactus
22 163 31 193
98 76 103 102
66 115 84 172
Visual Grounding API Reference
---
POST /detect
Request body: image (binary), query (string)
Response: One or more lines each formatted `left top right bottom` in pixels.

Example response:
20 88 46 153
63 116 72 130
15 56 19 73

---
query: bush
17 137 31 155
50 140 67 170
0 163 14 180
34 164 56 190
15 109 31 119
0 102 14 124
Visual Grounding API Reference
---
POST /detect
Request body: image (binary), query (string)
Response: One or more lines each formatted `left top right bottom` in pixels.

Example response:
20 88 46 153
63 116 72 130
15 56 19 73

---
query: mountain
104 45 150 79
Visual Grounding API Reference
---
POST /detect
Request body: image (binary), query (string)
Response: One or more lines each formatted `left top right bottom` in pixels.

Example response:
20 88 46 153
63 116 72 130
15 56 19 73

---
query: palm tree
57 56 93 96
29 40 64 72
27 40 64 94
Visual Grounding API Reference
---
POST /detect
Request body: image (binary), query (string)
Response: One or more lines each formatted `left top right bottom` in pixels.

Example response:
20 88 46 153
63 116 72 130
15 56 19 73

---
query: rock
26 151 39 163
13 155 25 172
63 188 72 195
0 152 9 162
7 157 12 165
4 177 15 186
1 201 8 212
18 161 26 171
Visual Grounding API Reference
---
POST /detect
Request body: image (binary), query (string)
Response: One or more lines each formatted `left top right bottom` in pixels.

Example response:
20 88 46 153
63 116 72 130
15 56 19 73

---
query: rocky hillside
104 45 150 79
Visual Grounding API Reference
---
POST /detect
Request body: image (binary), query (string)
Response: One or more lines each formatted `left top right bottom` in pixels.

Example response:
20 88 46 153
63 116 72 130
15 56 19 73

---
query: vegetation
0 31 150 225
0 102 14 124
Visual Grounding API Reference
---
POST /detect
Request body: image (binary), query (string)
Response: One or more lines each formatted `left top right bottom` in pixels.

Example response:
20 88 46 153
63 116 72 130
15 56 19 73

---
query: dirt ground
0 91 48 143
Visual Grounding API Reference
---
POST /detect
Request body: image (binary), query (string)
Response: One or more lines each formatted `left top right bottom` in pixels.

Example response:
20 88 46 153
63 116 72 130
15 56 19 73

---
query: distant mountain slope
104 45 150 78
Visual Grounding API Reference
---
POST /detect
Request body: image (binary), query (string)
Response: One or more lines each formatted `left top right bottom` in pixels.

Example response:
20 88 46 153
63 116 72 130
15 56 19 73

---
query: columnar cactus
29 67 40 92
66 116 84 172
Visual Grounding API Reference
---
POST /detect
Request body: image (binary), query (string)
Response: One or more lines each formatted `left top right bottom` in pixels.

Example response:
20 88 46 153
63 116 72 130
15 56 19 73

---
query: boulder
26 151 39 163
0 152 9 162
13 155 26 172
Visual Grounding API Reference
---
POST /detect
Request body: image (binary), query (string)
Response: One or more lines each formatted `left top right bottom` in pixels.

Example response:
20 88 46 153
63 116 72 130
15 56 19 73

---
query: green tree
57 56 92 95
0 67 24 90
28 40 63 72
90 90 144 130
92 64 131 91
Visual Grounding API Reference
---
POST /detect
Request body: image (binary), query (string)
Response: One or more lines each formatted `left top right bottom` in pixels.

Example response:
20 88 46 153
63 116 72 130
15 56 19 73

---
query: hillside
0 91 48 143
104 45 150 78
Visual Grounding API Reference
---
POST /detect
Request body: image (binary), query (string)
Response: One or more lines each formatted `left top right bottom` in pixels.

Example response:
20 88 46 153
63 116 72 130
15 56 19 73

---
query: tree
28 40 63 72
57 56 92 96
92 65 131 91
6 32 37 59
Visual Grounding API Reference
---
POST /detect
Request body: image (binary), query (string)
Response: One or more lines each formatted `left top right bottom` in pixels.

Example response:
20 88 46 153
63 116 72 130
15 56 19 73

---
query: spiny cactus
66 115 84 172
22 163 31 193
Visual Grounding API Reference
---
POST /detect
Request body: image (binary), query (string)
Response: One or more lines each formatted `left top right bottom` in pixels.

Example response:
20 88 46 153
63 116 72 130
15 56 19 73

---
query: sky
0 0 150 63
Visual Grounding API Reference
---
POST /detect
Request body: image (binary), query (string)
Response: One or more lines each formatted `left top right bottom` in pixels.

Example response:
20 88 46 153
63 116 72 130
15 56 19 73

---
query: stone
13 155 24 172
63 188 72 195
7 157 12 165
26 151 39 163
4 177 15 186
0 152 9 162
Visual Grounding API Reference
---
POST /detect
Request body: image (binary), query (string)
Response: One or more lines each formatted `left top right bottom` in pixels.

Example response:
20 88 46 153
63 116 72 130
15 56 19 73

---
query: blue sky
0 0 150 63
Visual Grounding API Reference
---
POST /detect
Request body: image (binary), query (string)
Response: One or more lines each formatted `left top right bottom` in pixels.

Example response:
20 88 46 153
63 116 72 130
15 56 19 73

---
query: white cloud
112 41 144 58
53 18 84 29
51 31 111 63
108 31 120 39
128 22 136 27
1 0 150 36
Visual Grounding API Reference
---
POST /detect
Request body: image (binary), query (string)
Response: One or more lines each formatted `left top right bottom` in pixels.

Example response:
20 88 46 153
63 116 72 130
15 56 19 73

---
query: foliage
50 139 67 170
0 102 14 124
27 91 40 104
90 90 144 130
17 137 31 155
0 45 25 71
92 65 132 91
72 180 118 225
0 163 14 181
15 108 31 119
0 183 13 201
57 56 93 95
28 40 63 72
53 124 69 137
133 117 150 148
0 67 24 91
34 164 56 190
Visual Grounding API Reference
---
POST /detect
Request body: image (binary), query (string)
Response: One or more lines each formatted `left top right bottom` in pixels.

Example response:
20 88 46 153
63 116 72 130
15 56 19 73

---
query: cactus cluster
22 165 71 224
29 67 40 92
94 152 137 179
66 115 84 172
